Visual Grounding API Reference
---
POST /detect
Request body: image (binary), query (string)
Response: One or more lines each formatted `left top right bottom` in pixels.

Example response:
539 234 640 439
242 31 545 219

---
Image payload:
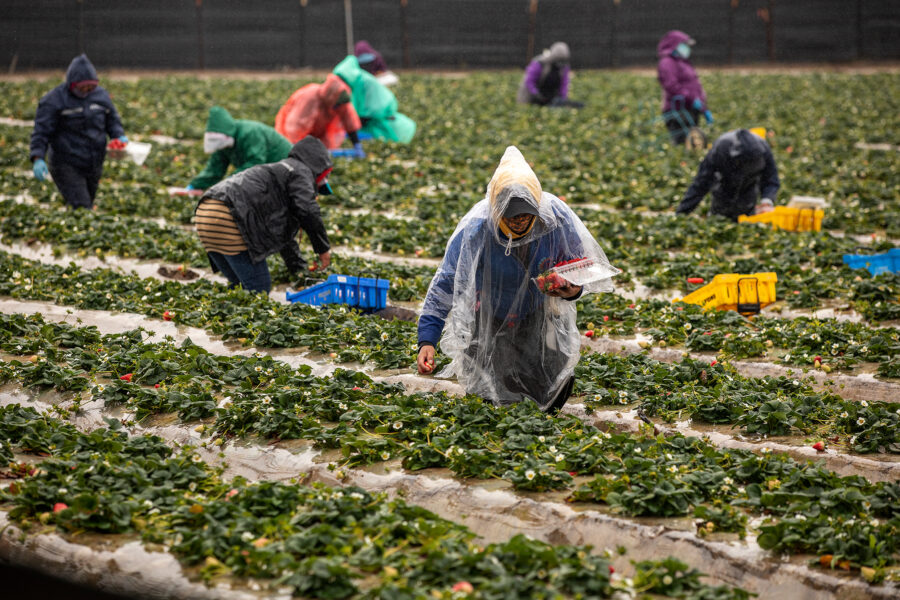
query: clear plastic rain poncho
420 147 620 411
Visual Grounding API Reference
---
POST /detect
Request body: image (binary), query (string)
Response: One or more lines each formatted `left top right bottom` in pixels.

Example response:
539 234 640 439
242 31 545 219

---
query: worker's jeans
207 251 271 293
48 159 103 209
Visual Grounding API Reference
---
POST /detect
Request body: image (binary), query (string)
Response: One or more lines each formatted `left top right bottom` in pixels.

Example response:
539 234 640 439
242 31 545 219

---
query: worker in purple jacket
516 42 583 108
657 31 712 144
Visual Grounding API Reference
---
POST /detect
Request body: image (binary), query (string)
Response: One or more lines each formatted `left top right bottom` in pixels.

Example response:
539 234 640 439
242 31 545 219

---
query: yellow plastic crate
675 272 777 314
738 206 824 232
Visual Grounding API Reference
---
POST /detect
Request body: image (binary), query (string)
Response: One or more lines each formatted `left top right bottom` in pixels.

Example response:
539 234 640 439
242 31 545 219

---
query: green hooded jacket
190 106 293 189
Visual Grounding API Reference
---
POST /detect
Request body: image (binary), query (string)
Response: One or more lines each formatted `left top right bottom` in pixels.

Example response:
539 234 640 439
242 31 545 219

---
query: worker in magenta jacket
657 30 712 144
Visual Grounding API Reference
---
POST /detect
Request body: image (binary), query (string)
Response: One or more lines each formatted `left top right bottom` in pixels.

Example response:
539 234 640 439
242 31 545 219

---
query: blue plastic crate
842 248 900 276
285 274 389 311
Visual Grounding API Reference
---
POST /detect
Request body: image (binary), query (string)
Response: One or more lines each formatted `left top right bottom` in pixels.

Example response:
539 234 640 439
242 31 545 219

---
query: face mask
316 167 334 195
675 42 692 60
203 132 234 154
70 82 97 98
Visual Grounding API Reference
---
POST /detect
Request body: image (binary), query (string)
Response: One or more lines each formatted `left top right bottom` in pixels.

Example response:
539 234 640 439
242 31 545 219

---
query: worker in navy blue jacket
676 128 780 221
29 54 128 209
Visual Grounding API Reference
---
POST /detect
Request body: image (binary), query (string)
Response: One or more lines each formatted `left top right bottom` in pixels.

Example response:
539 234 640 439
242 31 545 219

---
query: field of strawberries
0 69 898 599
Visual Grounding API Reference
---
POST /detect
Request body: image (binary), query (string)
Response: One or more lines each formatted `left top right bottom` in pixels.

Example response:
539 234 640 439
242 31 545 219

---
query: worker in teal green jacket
332 56 416 144
187 106 293 190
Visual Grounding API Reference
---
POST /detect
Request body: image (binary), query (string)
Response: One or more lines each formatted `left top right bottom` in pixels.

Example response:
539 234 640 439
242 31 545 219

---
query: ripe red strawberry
585 330 594 338
812 441 825 452
120 373 133 382
452 582 474 593
53 502 68 513
163 310 173 321
602 315 609 322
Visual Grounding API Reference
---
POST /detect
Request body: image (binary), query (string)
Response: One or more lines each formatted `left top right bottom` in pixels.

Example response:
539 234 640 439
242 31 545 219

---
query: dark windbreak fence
2 0 898 72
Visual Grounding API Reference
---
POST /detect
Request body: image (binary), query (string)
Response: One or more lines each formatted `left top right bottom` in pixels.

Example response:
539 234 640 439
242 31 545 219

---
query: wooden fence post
196 0 205 70
400 0 410 68
527 0 538 62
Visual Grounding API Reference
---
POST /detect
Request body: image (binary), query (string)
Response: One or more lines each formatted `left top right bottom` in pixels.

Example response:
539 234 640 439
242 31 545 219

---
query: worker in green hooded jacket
187 106 293 190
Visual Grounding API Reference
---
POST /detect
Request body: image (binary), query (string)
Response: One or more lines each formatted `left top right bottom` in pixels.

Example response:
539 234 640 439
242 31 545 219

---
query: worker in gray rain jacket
676 128 780 221
417 146 619 413
193 136 333 294
29 54 128 209
188 106 310 274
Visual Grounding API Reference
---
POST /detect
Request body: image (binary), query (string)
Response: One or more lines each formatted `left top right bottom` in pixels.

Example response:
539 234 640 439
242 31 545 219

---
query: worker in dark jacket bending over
29 54 128 209
193 136 333 293
676 128 780 221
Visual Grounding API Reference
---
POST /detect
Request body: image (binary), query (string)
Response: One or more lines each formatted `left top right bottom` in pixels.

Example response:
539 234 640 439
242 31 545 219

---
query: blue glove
33 158 48 182
185 184 194 191
353 143 366 159
704 110 714 124
117 135 129 144
692 98 704 111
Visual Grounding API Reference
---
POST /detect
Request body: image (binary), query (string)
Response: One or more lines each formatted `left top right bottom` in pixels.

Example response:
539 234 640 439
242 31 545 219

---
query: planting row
575 352 899 454
1 72 898 230
0 405 765 599
1 314 900 577
0 250 897 379
1 310 897 455
0 199 436 303
1 197 898 322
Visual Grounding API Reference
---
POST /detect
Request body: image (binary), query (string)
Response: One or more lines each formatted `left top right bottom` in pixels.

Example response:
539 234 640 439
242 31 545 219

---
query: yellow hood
487 146 542 238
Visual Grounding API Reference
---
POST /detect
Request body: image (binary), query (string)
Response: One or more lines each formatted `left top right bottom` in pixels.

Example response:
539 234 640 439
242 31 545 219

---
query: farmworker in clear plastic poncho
516 42 583 108
193 136 333 294
657 31 712 145
417 147 619 413
275 74 365 158
29 54 128 209
332 55 416 143
676 128 780 221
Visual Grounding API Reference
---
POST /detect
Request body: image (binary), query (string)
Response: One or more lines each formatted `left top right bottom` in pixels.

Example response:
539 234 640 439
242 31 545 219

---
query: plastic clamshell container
738 205 824 232
676 272 777 314
842 248 900 276
285 274 389 310
552 257 620 287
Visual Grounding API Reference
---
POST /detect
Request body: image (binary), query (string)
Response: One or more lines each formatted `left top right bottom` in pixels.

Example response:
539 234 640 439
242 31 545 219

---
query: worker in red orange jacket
275 74 364 158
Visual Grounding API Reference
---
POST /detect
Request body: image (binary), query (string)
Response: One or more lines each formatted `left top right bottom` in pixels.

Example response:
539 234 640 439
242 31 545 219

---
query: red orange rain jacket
275 74 362 149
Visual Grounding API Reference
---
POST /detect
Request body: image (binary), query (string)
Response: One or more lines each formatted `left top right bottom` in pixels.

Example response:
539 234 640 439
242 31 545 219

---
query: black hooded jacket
30 54 125 170
199 136 332 265
677 129 780 221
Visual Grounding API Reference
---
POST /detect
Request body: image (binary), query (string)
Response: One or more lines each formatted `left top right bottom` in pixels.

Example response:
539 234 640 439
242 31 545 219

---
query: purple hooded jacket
354 40 388 75
657 30 706 113
516 42 571 104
